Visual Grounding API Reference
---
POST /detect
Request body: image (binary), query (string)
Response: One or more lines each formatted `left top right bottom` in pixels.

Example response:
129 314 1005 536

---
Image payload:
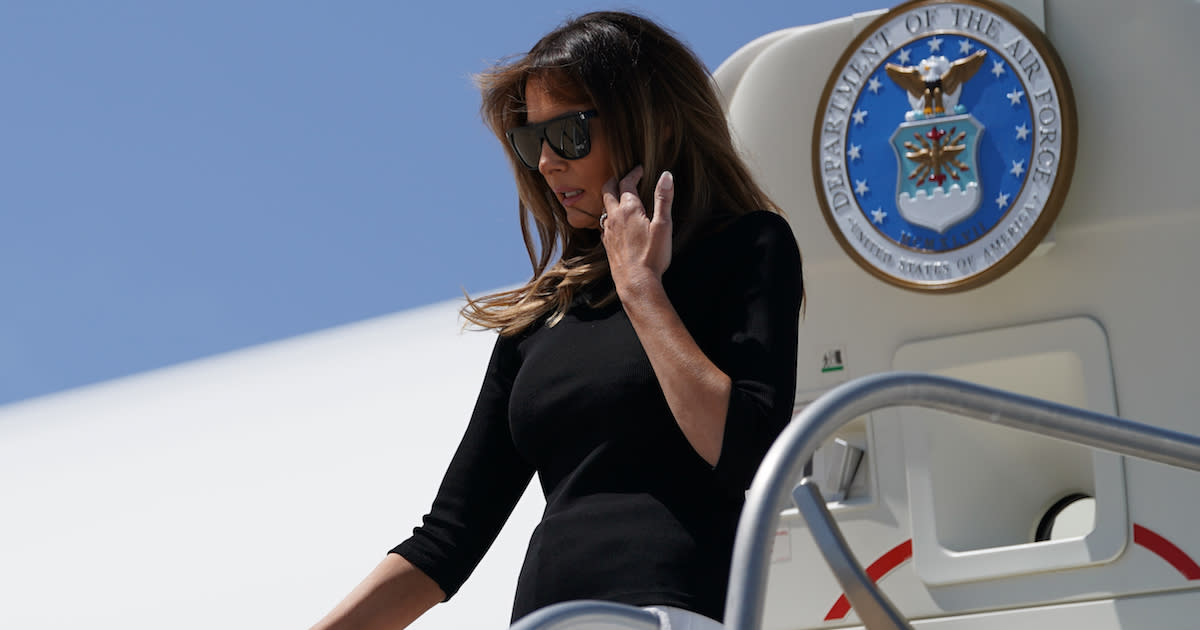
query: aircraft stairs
509 372 1200 630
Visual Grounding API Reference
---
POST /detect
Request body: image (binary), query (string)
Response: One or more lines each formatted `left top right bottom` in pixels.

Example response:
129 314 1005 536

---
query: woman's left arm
618 283 732 466
602 167 798 471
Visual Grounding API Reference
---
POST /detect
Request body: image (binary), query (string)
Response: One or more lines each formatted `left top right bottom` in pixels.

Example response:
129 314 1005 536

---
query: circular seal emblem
812 0 1076 292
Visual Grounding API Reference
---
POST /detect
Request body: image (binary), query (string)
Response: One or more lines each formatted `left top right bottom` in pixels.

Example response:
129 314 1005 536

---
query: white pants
641 606 723 630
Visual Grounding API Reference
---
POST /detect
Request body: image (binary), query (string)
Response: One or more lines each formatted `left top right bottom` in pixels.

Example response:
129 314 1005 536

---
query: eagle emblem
886 50 987 119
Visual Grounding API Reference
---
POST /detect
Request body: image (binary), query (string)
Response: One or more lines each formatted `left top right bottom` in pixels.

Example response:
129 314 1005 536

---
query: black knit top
391 210 803 622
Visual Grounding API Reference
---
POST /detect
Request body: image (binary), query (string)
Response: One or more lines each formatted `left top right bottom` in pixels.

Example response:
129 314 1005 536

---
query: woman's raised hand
600 166 675 297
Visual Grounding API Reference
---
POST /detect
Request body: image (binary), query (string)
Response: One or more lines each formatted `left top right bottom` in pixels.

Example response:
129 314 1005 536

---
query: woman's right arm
309 553 445 630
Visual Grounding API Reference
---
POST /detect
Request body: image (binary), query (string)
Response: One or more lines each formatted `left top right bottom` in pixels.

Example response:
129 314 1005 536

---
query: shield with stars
811 0 1076 292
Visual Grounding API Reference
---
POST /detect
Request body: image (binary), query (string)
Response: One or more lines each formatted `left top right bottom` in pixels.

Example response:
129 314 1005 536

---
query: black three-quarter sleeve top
391 210 803 623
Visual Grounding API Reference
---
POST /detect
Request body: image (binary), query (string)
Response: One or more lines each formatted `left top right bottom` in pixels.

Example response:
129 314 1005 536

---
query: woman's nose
538 140 566 175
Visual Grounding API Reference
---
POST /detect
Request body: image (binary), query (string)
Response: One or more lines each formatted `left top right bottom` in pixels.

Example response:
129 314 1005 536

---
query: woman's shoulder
669 210 799 283
699 210 798 256
727 209 793 236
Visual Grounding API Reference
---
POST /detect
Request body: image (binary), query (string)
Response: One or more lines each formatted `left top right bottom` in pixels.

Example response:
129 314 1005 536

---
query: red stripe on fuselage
823 539 913 621
1134 523 1200 580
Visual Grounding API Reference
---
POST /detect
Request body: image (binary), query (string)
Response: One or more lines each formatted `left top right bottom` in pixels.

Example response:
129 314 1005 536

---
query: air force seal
813 0 1076 291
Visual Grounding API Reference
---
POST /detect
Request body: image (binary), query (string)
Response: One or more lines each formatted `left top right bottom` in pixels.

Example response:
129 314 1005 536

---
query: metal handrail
791 478 912 630
724 371 1200 630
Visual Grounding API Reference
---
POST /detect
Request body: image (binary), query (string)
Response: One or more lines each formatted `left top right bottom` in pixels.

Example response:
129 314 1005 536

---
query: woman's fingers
604 165 646 218
618 165 644 197
601 176 620 210
653 171 674 227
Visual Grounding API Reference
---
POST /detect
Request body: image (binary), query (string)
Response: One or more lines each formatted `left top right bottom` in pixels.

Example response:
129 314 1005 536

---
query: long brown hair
464 11 785 335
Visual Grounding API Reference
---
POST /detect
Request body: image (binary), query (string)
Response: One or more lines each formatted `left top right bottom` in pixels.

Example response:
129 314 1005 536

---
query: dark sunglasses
505 110 598 170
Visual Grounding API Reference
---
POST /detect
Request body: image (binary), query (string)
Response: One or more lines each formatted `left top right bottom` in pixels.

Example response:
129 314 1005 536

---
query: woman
311 11 803 630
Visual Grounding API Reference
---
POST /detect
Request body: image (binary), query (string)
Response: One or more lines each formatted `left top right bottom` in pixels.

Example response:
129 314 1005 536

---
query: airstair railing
724 371 1200 630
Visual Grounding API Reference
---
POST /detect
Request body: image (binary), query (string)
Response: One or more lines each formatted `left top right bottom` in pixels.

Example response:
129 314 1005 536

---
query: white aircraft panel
0 297 542 629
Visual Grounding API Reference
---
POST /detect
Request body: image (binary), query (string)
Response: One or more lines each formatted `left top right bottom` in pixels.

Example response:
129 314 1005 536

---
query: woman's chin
565 207 601 230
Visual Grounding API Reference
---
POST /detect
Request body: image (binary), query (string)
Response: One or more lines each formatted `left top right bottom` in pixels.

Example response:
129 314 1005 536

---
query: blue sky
1 1 891 406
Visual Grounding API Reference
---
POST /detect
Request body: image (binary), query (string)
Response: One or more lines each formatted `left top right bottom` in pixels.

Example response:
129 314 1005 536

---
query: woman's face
523 76 616 231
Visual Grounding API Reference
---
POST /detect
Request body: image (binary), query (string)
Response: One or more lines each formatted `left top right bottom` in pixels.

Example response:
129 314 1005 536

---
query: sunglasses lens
548 117 589 159
508 128 543 169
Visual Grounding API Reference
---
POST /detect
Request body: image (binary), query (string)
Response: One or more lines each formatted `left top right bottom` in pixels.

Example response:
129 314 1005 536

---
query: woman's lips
559 189 584 207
